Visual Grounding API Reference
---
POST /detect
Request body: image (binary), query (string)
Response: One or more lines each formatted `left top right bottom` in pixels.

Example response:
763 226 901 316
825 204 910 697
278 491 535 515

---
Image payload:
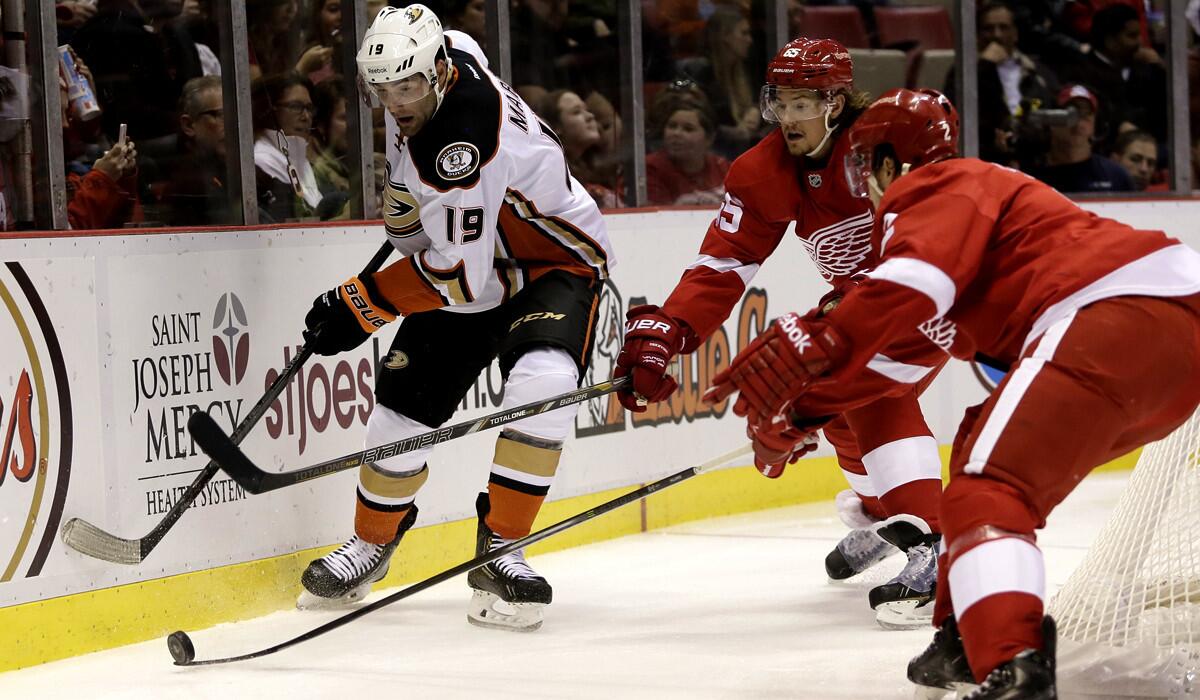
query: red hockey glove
614 305 688 412
303 273 398 356
703 312 844 419
747 412 822 478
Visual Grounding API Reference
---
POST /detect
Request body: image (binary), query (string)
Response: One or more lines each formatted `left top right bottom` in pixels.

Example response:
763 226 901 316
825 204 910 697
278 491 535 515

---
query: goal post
1050 409 1200 698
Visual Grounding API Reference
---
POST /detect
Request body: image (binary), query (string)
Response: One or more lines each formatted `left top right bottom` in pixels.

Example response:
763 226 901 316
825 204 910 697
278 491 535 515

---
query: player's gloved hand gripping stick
188 375 632 494
59 242 396 564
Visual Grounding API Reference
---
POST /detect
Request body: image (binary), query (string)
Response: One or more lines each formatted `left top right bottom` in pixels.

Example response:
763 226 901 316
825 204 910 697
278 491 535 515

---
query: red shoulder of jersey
722 130 803 224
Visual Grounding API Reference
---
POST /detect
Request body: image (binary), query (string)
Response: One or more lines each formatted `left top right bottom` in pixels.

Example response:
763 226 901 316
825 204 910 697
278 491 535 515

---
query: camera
1023 105 1079 130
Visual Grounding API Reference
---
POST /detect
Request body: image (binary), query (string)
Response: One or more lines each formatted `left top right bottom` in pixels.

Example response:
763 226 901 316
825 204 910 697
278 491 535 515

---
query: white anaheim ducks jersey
381 31 614 314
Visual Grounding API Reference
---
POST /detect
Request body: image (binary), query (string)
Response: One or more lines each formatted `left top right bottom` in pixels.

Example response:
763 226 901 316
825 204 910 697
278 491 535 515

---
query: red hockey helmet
844 88 959 198
765 37 853 91
761 37 854 125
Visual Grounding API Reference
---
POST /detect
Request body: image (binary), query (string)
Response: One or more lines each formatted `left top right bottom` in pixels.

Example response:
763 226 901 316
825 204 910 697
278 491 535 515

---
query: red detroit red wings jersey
661 129 874 350
827 158 1200 377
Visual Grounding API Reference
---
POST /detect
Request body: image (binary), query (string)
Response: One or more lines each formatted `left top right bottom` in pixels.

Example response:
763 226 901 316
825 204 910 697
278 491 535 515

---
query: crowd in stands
12 0 1198 232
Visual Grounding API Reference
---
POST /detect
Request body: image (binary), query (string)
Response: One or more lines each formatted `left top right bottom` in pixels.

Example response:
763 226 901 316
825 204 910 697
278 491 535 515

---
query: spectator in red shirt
646 96 729 206
59 48 140 229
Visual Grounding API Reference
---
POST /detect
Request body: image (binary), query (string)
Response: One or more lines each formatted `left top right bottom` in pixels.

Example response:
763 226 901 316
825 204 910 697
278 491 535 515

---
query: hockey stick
189 375 633 495
166 442 753 666
60 242 396 564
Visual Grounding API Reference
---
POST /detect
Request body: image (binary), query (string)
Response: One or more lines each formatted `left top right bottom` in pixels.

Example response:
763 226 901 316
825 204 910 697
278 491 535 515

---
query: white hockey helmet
356 4 452 109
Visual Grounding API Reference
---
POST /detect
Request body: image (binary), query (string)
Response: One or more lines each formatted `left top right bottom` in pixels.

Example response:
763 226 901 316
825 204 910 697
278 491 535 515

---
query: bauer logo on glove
304 273 399 356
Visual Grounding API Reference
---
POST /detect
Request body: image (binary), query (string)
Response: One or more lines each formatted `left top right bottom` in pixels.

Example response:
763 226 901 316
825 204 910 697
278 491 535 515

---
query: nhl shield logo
807 173 823 188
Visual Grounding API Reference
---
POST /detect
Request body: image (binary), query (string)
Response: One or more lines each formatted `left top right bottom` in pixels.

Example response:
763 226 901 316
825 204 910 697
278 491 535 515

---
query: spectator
945 1 1058 166
309 79 351 220
250 73 323 222
645 96 729 206
56 2 98 42
71 0 206 144
179 0 221 76
539 88 623 209
299 0 340 84
646 77 711 152
162 75 233 226
584 90 624 202
58 50 140 229
1057 3 1168 150
679 6 761 159
1190 115 1200 192
1110 129 1159 192
247 0 301 81
510 0 574 107
439 0 487 48
1029 84 1133 193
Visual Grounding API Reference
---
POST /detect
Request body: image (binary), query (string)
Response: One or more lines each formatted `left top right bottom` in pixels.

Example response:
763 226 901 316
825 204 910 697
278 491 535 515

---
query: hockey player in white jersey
298 5 614 632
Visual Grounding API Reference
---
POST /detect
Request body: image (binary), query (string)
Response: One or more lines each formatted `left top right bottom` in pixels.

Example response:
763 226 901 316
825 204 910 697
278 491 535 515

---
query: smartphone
117 123 127 148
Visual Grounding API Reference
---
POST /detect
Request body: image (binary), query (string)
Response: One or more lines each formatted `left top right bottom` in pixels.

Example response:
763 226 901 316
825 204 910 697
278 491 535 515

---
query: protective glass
843 149 873 199
363 74 434 108
760 86 828 124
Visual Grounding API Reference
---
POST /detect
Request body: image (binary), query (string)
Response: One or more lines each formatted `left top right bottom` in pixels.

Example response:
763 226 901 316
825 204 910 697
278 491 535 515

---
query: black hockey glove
303 274 397 356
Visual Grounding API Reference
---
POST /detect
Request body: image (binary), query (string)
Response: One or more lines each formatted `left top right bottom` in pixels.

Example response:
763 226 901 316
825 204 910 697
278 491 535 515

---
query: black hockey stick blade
169 443 752 666
196 375 632 495
59 242 395 564
186 412 266 492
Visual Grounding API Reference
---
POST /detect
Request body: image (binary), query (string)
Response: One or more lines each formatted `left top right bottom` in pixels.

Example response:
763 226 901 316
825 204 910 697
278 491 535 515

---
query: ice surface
0 473 1127 700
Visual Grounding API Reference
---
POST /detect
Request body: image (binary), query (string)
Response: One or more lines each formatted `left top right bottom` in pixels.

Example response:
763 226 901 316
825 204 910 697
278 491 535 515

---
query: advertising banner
1 199 1196 607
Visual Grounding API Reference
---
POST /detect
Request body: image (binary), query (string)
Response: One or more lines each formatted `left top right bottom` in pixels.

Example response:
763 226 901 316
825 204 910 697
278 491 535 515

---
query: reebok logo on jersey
777 314 812 355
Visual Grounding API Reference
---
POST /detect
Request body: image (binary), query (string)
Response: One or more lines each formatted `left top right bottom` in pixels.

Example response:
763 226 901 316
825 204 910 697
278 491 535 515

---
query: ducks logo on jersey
383 181 423 238
437 142 480 181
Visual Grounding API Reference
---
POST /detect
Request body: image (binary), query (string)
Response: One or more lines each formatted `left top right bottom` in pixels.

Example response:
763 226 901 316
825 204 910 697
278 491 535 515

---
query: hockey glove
702 312 844 419
614 305 688 412
747 411 822 478
303 273 397 356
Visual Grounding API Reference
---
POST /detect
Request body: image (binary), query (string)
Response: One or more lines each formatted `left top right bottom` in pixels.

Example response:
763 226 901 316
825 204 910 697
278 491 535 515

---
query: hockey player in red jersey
704 88 1200 699
615 37 950 628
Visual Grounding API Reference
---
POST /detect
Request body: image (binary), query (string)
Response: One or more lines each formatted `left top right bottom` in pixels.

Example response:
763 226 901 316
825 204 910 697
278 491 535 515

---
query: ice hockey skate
467 493 552 632
963 616 1057 699
297 506 418 609
908 616 975 699
869 514 939 630
825 490 897 579
825 527 896 580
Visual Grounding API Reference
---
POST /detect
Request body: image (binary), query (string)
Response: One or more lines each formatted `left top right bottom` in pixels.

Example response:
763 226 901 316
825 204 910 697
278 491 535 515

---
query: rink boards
0 200 1194 670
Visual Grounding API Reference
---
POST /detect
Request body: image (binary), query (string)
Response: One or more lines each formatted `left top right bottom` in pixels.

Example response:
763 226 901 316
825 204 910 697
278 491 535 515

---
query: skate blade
466 590 545 632
875 599 933 630
296 583 372 610
912 682 976 700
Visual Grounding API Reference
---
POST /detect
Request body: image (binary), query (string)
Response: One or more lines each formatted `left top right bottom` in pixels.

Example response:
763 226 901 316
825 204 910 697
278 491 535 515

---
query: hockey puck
167 630 195 664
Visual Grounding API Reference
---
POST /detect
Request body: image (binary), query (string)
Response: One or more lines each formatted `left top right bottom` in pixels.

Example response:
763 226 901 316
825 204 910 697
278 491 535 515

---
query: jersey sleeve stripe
868 257 957 318
685 254 761 287
504 190 608 278
864 353 937 384
416 253 475 305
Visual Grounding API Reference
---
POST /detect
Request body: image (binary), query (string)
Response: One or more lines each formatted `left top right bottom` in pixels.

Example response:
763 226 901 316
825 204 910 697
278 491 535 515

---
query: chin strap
806 104 836 157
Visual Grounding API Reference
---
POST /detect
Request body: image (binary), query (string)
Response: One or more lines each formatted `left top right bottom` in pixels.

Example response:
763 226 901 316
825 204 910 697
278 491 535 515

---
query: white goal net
1050 409 1200 698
